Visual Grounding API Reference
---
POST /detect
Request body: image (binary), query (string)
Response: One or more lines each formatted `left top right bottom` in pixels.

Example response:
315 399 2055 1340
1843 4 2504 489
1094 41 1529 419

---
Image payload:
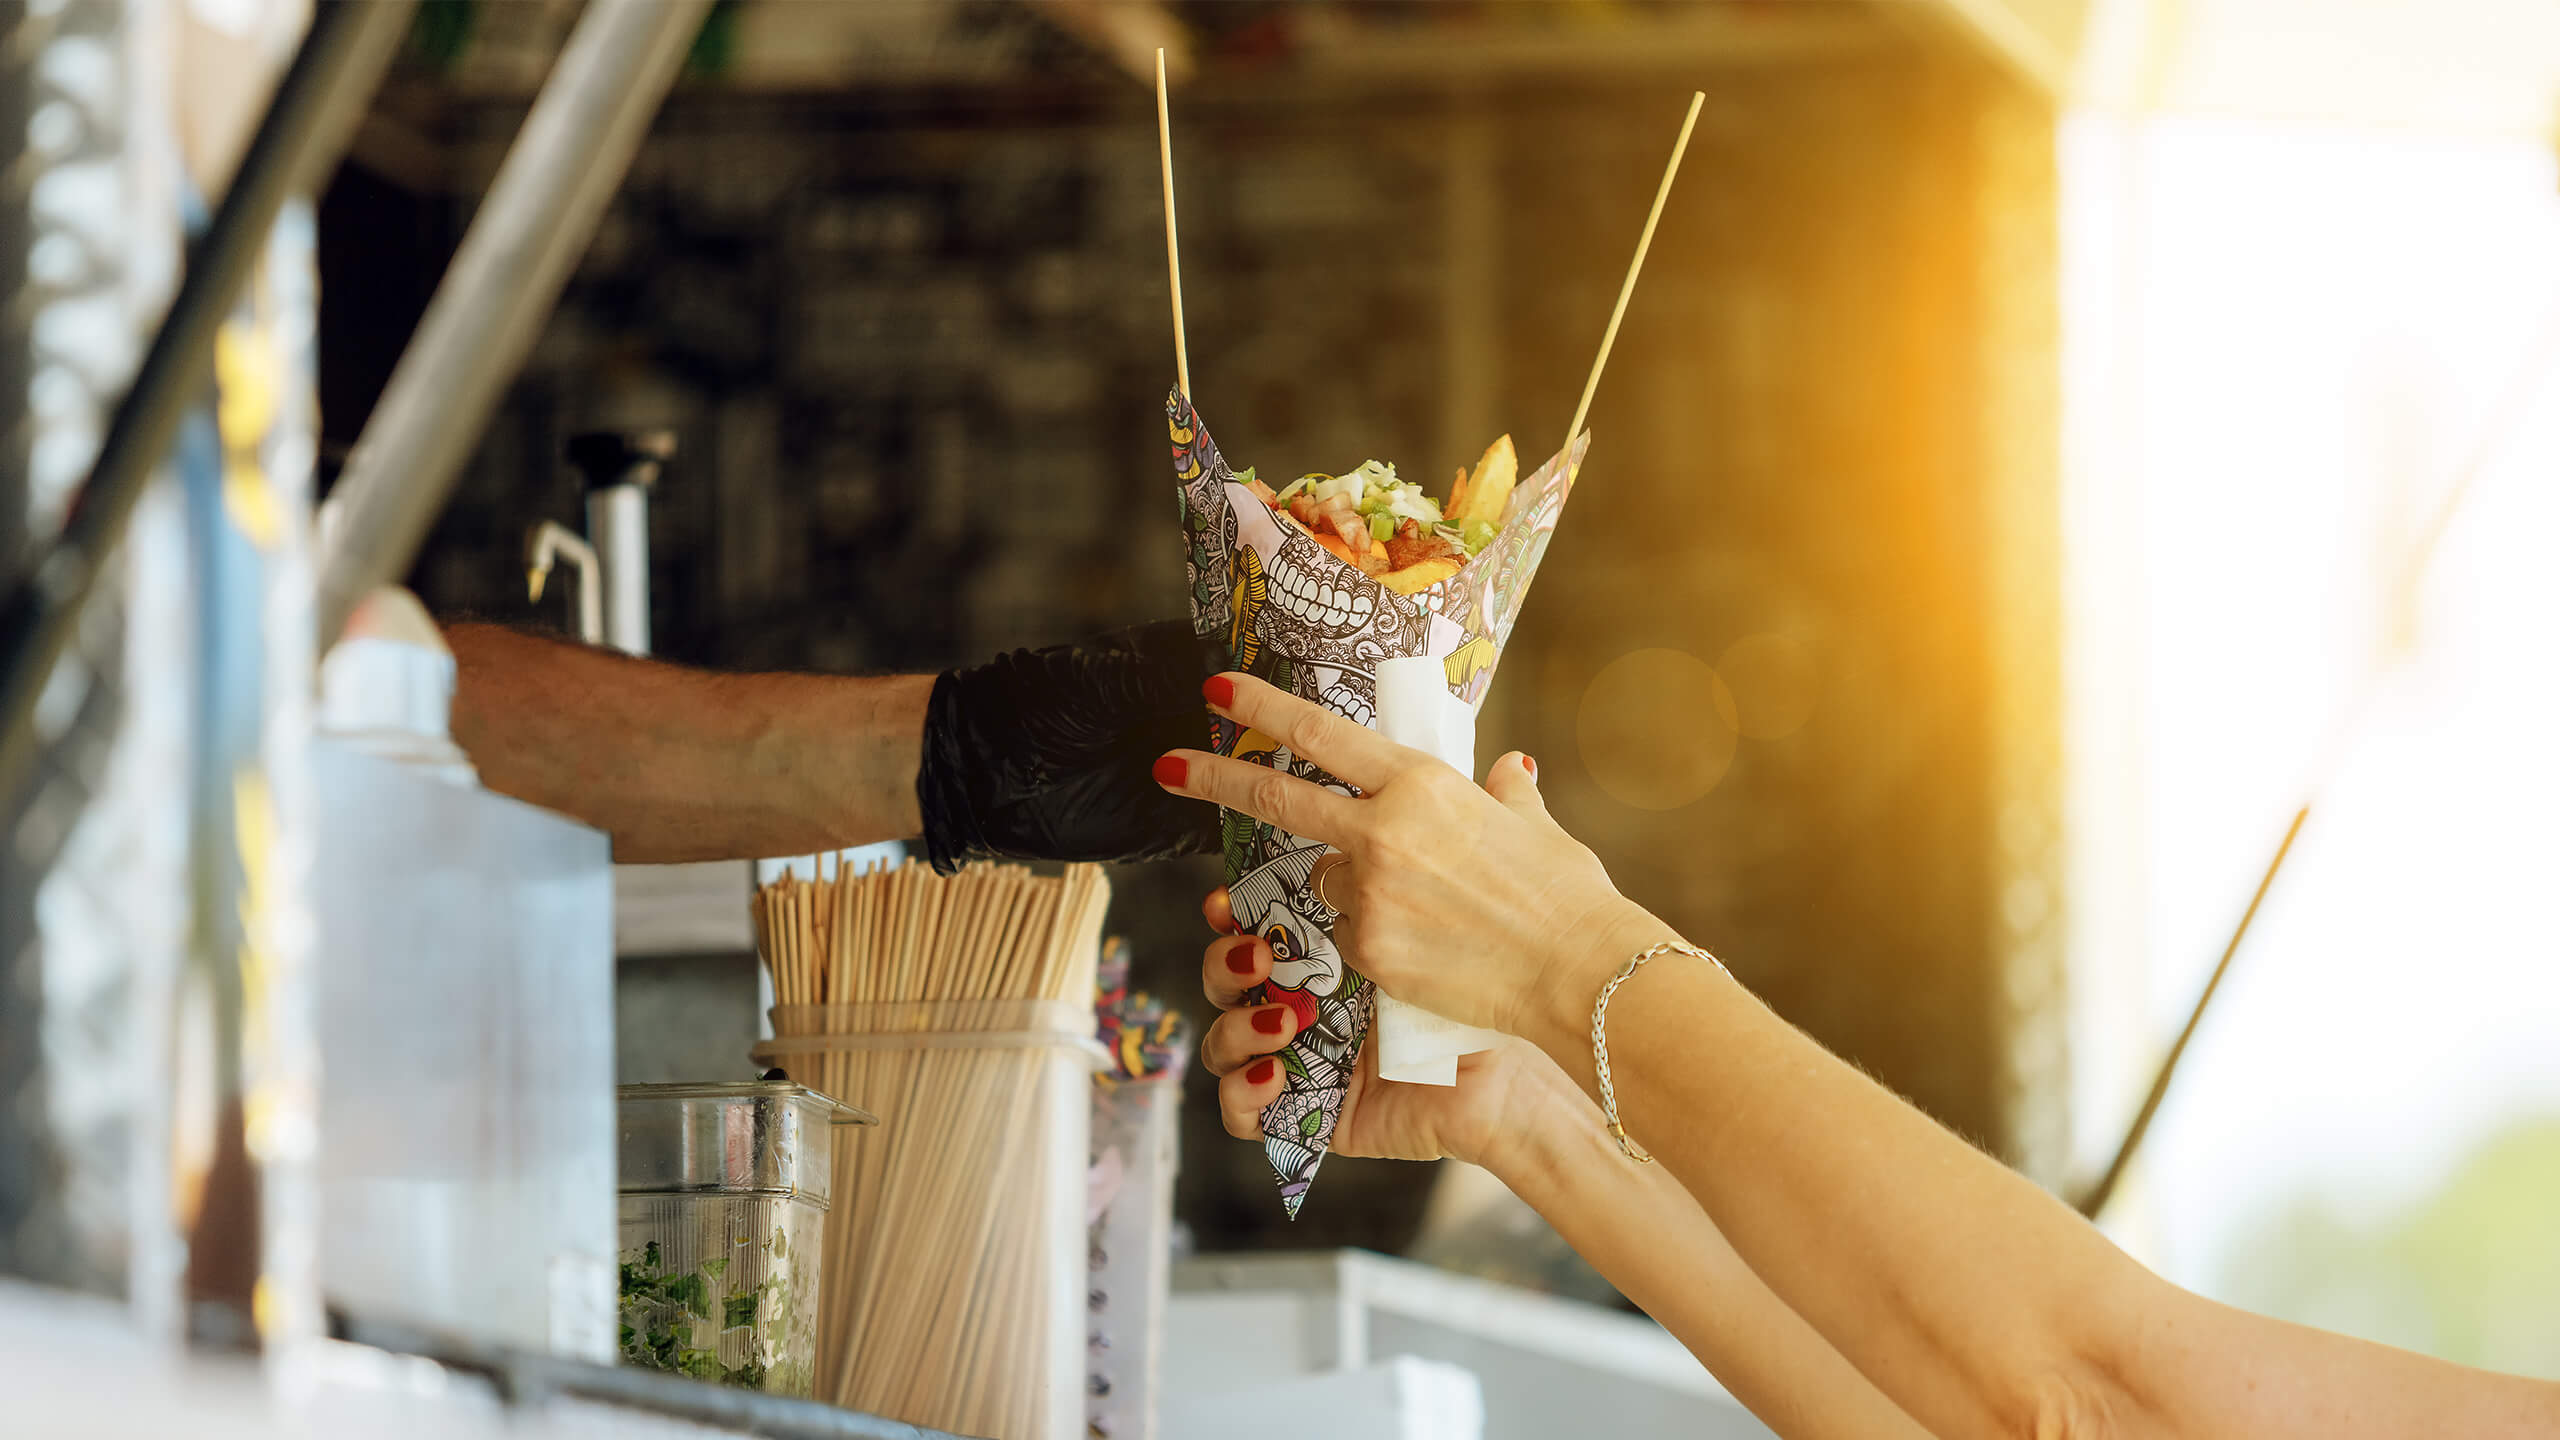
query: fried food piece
1451 434 1516 530
1291 493 1374 559
1317 497 1372 556
1312 531 1390 576
1384 518 1465 571
1379 559 1460 595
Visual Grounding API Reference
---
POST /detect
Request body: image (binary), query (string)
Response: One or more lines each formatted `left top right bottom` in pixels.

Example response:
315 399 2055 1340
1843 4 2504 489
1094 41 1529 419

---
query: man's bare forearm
444 623 932 863
1483 1068 1936 1440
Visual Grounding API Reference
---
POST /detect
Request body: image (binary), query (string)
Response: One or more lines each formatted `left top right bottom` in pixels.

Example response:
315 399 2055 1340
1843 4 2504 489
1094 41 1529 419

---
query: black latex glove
917 620 1223 873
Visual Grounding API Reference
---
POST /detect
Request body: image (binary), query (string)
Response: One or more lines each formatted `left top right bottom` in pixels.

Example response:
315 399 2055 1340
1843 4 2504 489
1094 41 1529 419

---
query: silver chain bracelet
1592 940 1730 1162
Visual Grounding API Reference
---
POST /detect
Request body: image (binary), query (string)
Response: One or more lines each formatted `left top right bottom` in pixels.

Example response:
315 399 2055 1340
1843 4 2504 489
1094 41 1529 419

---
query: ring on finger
1314 857 1349 914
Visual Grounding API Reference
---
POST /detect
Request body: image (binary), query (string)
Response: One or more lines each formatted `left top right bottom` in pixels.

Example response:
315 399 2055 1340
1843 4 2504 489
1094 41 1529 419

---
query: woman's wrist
1521 899 1686 1068
1463 1049 1603 1189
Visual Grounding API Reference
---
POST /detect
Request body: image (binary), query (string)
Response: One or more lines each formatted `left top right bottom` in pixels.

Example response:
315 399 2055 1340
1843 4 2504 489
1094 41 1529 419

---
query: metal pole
0 0 414 806
313 0 713 651
587 483 652 654
2073 804 2309 1218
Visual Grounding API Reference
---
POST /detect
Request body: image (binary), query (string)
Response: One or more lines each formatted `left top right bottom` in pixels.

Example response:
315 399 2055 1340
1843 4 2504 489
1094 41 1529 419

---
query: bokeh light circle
1715 632 1818 740
1575 648 1739 811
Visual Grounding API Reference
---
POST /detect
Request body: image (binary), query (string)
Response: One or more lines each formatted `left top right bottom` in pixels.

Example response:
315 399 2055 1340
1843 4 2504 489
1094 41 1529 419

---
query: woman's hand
1154 671 1671 1037
1197 888 1551 1171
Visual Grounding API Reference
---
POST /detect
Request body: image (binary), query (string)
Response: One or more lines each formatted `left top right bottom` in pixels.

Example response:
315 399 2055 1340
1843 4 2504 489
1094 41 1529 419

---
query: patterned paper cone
1168 389 1586 1216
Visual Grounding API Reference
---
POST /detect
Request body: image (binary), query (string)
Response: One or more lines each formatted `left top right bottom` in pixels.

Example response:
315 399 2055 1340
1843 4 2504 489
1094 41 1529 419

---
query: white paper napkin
1367 656 1504 1086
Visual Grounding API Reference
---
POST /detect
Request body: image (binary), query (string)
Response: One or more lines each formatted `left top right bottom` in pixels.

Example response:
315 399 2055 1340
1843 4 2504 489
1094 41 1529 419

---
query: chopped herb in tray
617 1236 791 1392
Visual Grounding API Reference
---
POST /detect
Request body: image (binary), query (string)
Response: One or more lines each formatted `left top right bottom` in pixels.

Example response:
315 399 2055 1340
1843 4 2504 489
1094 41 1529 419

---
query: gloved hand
916 620 1221 873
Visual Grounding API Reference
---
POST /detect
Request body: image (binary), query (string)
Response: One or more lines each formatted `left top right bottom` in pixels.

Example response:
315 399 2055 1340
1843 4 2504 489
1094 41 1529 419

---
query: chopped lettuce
1263 457 1492 556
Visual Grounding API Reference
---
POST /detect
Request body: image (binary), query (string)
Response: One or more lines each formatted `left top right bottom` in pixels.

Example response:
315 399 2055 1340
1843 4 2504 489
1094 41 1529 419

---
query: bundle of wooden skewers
752 858 1109 1440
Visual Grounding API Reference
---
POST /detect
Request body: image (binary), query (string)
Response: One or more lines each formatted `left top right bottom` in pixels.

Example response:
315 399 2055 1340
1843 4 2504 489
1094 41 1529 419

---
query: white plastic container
310 588 617 1359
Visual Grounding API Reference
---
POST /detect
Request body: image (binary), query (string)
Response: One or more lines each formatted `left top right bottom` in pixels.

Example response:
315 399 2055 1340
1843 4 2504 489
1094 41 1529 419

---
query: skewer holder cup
756 999 1106 1439
1086 1074 1183 1440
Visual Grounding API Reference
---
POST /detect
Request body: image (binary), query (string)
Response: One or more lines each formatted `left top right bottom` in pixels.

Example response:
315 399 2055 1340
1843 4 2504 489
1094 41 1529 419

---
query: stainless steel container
616 1081 875 1395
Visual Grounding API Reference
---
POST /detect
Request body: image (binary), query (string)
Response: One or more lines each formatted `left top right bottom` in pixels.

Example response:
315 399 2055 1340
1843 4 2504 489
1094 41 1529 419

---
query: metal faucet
524 521 604 645
521 429 671 654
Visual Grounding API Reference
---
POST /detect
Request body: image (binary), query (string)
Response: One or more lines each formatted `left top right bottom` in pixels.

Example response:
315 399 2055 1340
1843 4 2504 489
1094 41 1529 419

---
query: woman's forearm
1519 906 2151 1439
445 623 930 862
1521 909 2560 1440
1483 1074 1936 1440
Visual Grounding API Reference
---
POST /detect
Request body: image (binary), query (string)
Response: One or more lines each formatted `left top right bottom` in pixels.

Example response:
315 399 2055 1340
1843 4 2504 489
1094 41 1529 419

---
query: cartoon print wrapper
1168 389 1585 1216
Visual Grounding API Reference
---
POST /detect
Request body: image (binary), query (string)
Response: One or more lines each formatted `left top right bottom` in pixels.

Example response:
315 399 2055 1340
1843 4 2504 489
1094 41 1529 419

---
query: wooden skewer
1563 90 1704 464
834 859 857 1005
1156 47 1191 400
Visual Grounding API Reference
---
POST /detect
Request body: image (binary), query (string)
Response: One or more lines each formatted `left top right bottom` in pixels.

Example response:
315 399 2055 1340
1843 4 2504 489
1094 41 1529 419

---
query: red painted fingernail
1203 674 1236 709
1253 1006 1286 1035
1152 754 1189 788
1223 938 1258 975
1523 754 1538 780
1246 1058 1277 1085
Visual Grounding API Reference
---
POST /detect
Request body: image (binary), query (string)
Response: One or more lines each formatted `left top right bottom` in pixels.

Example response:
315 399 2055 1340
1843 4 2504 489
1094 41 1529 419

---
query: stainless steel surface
4 0 186 1310
587 483 653 655
617 1081 873 1203
309 738 616 1361
314 0 711 650
5 1276 982 1440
